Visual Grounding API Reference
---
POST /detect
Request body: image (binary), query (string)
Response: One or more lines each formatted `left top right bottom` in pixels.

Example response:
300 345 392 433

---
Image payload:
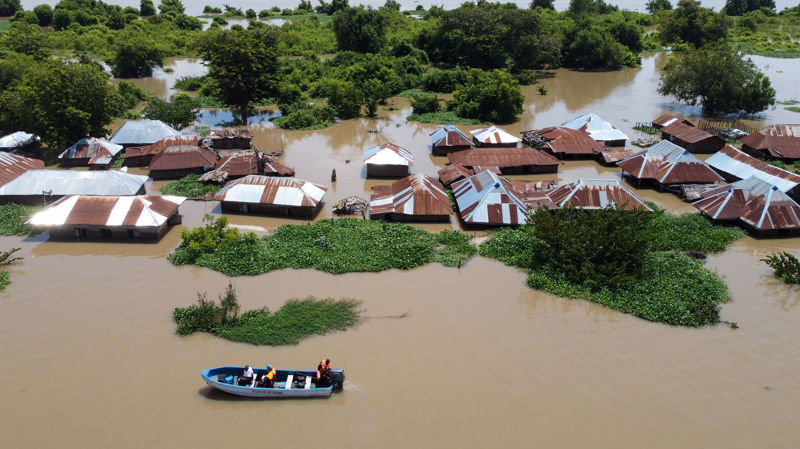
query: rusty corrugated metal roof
547 179 652 211
706 146 800 193
661 121 721 145
0 152 45 187
209 128 253 139
26 195 185 228
528 126 606 155
214 175 327 207
59 138 123 161
430 125 472 149
369 174 453 218
652 115 693 127
124 136 199 160
509 180 557 211
447 147 559 169
694 176 800 231
215 152 294 177
452 171 529 225
600 149 641 164
149 145 216 171
741 124 800 159
437 164 475 185
617 140 724 184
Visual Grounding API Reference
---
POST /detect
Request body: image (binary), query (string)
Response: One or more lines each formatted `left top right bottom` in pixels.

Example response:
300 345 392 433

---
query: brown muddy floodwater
2 53 800 448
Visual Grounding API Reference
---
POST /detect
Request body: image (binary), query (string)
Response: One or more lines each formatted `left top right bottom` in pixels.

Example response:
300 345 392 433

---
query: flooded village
2 5 800 449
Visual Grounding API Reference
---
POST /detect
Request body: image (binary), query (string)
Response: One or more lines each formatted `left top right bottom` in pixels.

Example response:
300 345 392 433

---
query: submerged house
0 152 45 187
521 126 606 158
0 169 148 205
451 170 532 226
369 173 453 222
741 124 800 161
470 126 520 148
109 119 181 147
58 138 123 168
213 151 294 179
148 145 216 180
363 143 414 177
651 114 693 129
430 125 473 156
561 113 628 147
437 164 486 187
705 145 800 199
660 121 725 153
214 175 328 219
0 132 40 154
124 136 199 167
547 178 652 211
693 176 800 235
208 128 253 150
27 195 185 240
617 140 724 187
447 147 559 175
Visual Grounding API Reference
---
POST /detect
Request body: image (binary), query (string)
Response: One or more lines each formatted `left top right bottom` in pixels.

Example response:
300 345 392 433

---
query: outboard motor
329 368 345 391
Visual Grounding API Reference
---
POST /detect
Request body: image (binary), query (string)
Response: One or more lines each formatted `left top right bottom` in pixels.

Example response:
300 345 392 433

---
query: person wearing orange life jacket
316 358 331 387
261 365 277 388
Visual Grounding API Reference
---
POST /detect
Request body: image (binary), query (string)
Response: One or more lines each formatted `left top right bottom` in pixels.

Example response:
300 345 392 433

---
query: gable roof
652 114 693 128
430 125 472 148
109 120 181 146
527 126 606 155
27 195 185 228
561 113 628 143
693 177 800 231
214 152 294 177
705 145 800 193
452 171 529 225
470 126 520 145
617 140 724 184
547 178 652 211
124 136 199 160
0 169 148 196
214 175 327 207
149 145 216 171
0 152 45 187
59 138 123 161
363 143 414 166
0 132 39 150
660 121 721 145
369 174 453 217
741 124 800 159
447 147 559 170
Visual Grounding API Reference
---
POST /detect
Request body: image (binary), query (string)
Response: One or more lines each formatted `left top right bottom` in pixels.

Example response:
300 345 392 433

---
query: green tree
158 0 184 15
0 0 21 16
530 0 555 9
565 23 639 70
725 0 775 15
52 9 71 30
658 44 775 114
1 22 47 59
331 6 386 53
112 33 167 77
0 59 124 149
447 69 524 123
33 4 53 26
142 93 197 129
174 13 202 30
568 0 618 15
140 0 156 16
659 0 731 47
198 28 281 124
646 0 673 14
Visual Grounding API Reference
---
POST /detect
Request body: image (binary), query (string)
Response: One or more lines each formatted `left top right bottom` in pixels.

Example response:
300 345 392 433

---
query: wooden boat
201 366 345 398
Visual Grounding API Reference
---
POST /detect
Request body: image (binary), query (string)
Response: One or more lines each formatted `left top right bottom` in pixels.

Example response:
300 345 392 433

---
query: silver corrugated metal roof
561 113 629 143
27 195 185 228
363 143 414 166
0 169 149 196
706 146 800 193
58 137 123 160
214 175 327 207
109 120 181 145
470 126 520 145
452 171 529 225
0 132 39 149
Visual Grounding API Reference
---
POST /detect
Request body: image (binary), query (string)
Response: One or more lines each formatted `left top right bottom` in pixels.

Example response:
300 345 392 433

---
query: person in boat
316 358 331 387
238 365 254 386
261 365 277 388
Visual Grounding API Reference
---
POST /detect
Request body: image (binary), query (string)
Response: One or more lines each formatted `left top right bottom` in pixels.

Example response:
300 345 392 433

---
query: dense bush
160 175 221 199
0 204 38 236
142 93 197 129
168 217 477 276
646 211 746 253
762 251 800 284
411 94 441 114
273 103 337 130
447 69 524 123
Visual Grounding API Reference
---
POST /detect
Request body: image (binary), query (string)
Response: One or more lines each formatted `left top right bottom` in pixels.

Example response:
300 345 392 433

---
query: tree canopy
447 69 524 123
0 0 21 16
142 93 197 129
659 0 731 47
331 6 387 53
724 0 775 16
658 44 775 114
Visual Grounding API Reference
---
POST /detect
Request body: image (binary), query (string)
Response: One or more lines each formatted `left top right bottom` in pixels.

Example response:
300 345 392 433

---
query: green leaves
762 251 800 284
447 69 524 124
160 174 221 198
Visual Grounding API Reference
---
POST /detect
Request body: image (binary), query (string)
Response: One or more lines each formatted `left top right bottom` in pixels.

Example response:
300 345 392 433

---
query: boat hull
201 366 335 398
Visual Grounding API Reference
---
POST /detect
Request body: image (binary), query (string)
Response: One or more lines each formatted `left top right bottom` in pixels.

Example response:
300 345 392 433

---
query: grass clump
169 216 477 276
173 282 360 345
761 251 800 284
479 206 739 326
0 204 39 236
407 111 483 125
160 174 221 198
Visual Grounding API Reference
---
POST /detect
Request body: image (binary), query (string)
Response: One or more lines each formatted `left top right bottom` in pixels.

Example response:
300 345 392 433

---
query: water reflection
194 108 281 127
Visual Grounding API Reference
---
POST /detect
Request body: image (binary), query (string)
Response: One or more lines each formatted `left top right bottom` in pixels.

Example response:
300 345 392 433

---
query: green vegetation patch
634 124 659 134
173 282 360 345
0 248 23 292
160 174 221 198
0 271 9 291
479 207 742 326
761 251 800 284
169 216 477 276
407 111 482 125
0 204 39 236
786 106 800 113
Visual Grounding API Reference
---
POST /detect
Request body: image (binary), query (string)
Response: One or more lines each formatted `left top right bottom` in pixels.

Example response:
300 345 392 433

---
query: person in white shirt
238 365 254 386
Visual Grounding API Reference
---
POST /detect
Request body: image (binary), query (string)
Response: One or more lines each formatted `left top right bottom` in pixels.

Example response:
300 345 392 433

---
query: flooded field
2 54 800 448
